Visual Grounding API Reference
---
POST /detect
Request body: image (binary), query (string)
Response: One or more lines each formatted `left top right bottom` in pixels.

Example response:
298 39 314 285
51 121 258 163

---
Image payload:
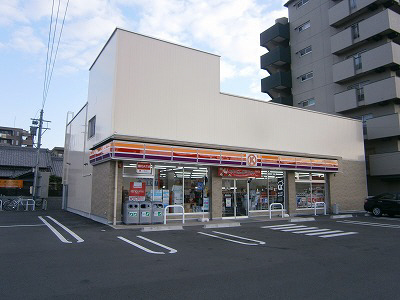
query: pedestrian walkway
261 224 358 238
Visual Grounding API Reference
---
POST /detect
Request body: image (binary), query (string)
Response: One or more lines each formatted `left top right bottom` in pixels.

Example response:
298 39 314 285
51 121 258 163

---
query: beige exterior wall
210 167 222 219
329 160 367 211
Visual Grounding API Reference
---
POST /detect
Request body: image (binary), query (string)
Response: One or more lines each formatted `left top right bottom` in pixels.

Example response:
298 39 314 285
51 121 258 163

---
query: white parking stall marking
38 216 72 244
198 232 263 246
0 224 46 228
281 227 318 232
46 216 84 243
212 231 266 245
137 236 177 254
261 224 299 229
293 228 332 234
270 225 308 230
118 236 165 255
305 230 343 236
319 232 358 238
337 220 400 229
263 224 359 238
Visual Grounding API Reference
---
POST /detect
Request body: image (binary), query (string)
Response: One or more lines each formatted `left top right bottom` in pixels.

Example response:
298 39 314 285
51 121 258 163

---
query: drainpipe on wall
113 161 118 226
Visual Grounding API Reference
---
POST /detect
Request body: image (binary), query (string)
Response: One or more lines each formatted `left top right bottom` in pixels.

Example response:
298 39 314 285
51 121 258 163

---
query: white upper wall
87 28 364 161
86 32 118 149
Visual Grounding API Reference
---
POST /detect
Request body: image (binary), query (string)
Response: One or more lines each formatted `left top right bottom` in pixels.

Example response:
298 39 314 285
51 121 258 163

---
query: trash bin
122 201 140 225
152 202 164 224
333 203 339 215
139 201 152 224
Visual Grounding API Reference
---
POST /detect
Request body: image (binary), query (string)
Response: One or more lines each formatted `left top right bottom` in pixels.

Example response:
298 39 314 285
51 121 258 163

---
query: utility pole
31 109 51 200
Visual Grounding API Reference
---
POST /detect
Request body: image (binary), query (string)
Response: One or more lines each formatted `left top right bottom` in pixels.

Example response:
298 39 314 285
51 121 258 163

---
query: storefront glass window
123 162 209 214
295 172 325 209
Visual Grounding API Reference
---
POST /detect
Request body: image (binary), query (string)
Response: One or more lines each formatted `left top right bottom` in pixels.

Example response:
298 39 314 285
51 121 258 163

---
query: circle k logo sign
246 154 257 167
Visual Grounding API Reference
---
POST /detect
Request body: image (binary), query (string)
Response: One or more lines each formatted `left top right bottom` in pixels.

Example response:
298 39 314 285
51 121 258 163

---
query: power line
43 0 70 109
43 0 61 109
42 0 55 106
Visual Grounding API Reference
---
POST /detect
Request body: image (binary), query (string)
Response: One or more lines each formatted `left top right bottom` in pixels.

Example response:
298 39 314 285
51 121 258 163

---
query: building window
88 116 96 139
351 23 360 39
296 0 309 8
348 81 369 102
350 0 357 9
296 21 310 32
298 45 312 57
298 71 313 82
354 55 362 70
295 173 326 209
299 98 316 108
357 114 373 135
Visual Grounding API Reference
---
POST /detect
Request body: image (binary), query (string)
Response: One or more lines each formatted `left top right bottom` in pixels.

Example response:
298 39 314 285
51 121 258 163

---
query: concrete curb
331 214 353 219
141 225 183 232
290 217 315 222
203 222 241 229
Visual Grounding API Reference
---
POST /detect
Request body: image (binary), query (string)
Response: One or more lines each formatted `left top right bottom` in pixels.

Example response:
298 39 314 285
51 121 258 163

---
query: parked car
364 193 400 217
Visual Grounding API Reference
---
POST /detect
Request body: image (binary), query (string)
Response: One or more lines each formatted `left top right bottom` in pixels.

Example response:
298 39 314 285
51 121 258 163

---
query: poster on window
277 178 285 203
225 197 232 208
129 182 146 201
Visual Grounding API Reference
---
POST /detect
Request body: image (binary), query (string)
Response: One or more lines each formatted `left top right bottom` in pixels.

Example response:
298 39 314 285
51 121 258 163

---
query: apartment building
0 126 33 147
261 0 400 195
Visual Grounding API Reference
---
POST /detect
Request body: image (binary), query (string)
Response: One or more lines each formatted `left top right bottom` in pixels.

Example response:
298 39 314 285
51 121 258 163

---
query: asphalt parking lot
1 210 399 300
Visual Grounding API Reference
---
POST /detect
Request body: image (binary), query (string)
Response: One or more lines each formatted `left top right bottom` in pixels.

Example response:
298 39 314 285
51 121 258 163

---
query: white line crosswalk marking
319 232 358 238
293 228 331 234
262 224 358 238
337 220 400 229
305 230 343 236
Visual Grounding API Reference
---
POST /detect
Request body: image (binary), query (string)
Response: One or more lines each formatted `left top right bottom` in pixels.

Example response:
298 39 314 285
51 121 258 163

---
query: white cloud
220 59 237 81
10 26 45 53
0 0 28 25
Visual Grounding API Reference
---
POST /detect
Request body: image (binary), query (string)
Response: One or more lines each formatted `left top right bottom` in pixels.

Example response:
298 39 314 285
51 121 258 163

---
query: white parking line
38 216 72 244
137 236 177 254
198 232 262 246
305 230 343 236
337 220 400 229
319 232 358 238
270 225 307 230
261 224 297 229
293 228 332 234
117 236 164 254
212 231 266 245
281 227 317 232
45 216 84 243
0 224 45 228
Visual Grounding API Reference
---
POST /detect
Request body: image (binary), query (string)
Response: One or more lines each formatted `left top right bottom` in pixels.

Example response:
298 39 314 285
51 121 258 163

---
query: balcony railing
260 22 290 50
366 113 400 139
329 0 399 27
333 42 400 83
369 151 400 176
261 46 291 70
331 9 400 54
261 71 292 93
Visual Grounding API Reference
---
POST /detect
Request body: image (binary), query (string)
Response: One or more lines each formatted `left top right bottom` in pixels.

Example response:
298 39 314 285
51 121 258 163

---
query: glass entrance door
222 179 249 218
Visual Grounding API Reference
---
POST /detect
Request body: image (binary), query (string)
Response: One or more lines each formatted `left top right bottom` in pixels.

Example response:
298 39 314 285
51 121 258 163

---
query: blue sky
0 0 287 149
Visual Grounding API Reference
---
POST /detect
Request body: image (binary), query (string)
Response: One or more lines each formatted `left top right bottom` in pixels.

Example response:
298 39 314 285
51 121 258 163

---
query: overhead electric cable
42 0 55 105
43 0 70 109
43 0 61 108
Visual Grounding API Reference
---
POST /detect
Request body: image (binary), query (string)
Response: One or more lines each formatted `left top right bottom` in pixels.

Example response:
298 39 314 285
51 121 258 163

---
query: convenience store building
63 28 367 225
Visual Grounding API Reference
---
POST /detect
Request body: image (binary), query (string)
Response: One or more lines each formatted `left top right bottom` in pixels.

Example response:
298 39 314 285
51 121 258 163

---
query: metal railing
269 203 284 219
314 202 326 216
164 205 185 225
18 199 35 211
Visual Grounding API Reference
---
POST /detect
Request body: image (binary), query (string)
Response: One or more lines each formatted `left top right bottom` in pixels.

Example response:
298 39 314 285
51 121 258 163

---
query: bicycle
2 198 21 211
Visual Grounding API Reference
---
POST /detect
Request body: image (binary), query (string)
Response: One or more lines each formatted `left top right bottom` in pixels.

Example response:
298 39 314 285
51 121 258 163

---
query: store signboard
277 177 284 203
218 167 261 178
129 182 146 201
246 154 258 167
0 180 23 188
136 162 151 174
